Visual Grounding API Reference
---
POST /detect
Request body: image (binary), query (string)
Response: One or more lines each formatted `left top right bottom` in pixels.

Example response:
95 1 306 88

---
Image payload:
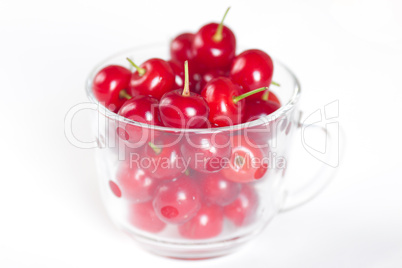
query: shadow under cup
86 45 301 259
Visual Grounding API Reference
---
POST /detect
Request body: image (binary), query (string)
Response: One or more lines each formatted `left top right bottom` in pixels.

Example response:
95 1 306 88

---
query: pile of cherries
93 8 281 239
92 8 281 129
109 133 269 238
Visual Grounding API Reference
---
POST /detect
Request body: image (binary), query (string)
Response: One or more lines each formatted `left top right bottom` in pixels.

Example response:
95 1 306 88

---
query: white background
1 0 402 267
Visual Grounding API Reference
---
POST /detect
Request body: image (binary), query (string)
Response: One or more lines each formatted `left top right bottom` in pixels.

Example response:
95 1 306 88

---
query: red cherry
201 77 243 126
143 135 184 180
170 33 195 63
168 60 184 89
240 91 282 145
201 77 267 127
159 61 210 128
129 201 166 233
194 68 229 94
230 49 274 100
118 95 162 125
159 90 209 128
117 95 162 145
109 180 122 198
224 184 259 227
244 100 281 122
168 60 201 92
92 65 131 112
222 135 268 183
265 91 281 106
178 203 223 239
128 58 175 100
116 162 159 202
153 176 201 224
239 102 281 147
199 173 241 206
192 8 236 69
180 132 231 173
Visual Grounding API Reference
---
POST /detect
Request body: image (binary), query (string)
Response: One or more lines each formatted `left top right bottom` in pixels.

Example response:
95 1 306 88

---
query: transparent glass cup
85 45 335 259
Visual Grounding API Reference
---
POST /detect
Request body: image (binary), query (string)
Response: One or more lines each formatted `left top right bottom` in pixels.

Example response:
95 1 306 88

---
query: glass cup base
120 224 266 260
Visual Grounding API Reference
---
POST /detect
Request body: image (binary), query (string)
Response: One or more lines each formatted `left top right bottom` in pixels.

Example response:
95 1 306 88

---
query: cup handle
279 108 345 213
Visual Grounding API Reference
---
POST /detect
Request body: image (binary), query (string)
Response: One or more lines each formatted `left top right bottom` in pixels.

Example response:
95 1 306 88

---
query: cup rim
86 44 301 133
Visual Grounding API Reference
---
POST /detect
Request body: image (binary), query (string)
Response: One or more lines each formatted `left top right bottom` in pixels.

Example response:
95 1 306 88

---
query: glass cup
84 44 337 259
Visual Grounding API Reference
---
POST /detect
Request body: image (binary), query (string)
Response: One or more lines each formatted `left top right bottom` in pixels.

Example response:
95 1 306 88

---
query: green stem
126 58 146 76
182 60 190 96
261 90 270 101
233 87 268 104
271 81 280 87
148 142 162 155
119 90 132 100
212 7 231 42
235 155 245 168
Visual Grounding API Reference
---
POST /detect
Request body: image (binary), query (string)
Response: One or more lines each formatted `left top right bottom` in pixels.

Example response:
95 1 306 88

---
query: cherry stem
126 58 146 76
148 142 162 155
261 90 270 101
182 60 190 97
119 90 132 100
271 81 280 87
235 155 245 168
233 87 268 104
212 7 230 42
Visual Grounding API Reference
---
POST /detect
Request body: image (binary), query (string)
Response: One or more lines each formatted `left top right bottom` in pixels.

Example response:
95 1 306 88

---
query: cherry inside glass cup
86 45 307 260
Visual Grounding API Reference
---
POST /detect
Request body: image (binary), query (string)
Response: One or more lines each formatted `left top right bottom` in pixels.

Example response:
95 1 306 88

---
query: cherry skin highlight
230 49 274 100
128 58 175 100
153 176 201 224
92 65 131 112
178 203 224 239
